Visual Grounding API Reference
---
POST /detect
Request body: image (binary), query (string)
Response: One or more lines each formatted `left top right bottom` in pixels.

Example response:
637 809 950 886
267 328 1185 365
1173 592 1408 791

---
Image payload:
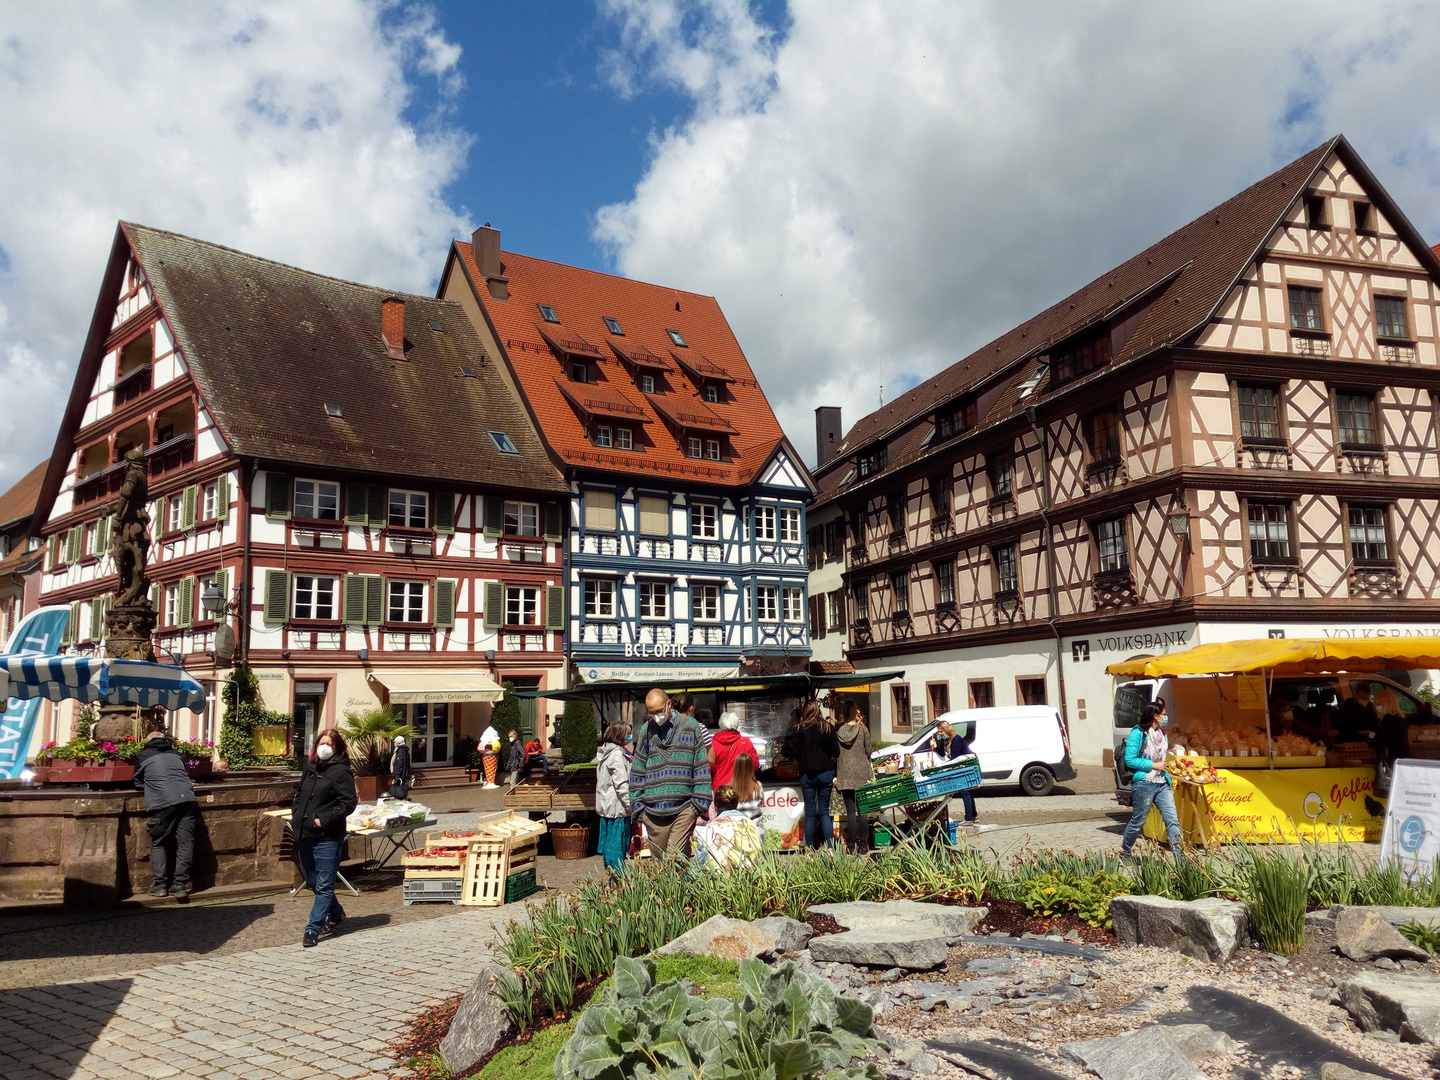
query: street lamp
200 582 227 617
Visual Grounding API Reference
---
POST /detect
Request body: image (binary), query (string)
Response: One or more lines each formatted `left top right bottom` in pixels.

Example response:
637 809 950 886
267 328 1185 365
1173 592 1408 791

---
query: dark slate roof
814 135 1440 504
122 224 566 492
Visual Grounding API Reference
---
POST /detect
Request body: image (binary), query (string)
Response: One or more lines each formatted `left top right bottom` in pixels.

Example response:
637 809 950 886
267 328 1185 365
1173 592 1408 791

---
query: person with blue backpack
1120 701 1183 860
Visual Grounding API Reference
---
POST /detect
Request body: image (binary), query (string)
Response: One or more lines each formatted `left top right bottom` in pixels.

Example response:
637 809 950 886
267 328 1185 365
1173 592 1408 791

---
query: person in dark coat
794 700 841 849
291 729 357 948
389 736 411 798
133 713 200 897
506 730 525 786
937 720 978 827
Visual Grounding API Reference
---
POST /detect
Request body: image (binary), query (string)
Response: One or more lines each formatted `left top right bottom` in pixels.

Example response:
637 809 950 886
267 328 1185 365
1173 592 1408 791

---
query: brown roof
814 136 1440 504
0 459 48 531
57 225 566 498
0 542 42 580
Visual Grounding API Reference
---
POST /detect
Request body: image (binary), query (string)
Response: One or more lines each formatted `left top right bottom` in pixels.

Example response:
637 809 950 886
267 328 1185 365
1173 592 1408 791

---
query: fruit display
1169 719 1323 758
1165 754 1219 785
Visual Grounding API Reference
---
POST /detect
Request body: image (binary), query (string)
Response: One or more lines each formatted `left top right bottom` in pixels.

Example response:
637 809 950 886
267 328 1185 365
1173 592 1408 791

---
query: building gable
756 444 813 492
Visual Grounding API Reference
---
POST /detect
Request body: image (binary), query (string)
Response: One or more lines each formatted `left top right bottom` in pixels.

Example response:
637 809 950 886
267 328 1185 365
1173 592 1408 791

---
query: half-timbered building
438 228 814 696
29 224 568 767
809 136 1440 764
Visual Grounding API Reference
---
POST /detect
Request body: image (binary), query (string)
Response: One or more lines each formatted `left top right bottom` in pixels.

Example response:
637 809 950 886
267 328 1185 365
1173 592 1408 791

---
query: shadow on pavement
330 912 392 936
0 903 275 963
0 977 131 1078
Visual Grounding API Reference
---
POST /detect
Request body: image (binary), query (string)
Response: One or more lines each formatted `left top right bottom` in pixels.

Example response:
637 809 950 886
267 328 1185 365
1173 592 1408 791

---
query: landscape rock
1060 1024 1226 1080
1320 1064 1391 1080
966 957 1014 974
809 925 950 970
1342 905 1440 931
656 914 777 960
1337 971 1440 1043
809 899 987 936
438 965 518 1078
1162 1023 1237 1060
1334 907 1430 963
1109 895 1250 964
750 915 813 954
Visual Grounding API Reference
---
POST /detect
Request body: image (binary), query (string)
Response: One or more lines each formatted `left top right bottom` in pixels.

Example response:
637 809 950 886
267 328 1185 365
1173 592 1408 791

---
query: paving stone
809 926 951 970
1060 1024 1220 1080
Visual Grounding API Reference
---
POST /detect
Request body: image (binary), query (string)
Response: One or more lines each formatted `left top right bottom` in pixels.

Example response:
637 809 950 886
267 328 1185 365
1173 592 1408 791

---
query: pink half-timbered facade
809 136 1440 765
29 224 569 767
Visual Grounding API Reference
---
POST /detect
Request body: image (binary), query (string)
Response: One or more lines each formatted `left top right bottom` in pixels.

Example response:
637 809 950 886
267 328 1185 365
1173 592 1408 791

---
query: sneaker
322 912 345 935
148 883 169 897
303 932 319 948
170 882 192 897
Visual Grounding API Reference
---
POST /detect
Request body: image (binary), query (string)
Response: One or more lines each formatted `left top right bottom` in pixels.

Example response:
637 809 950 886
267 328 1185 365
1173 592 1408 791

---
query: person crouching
133 713 200 898
291 729 358 948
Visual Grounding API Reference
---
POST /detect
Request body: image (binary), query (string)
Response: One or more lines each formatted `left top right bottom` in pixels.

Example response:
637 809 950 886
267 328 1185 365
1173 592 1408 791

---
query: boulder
1334 908 1430 963
808 899 987 936
656 914 777 961
750 915 813 954
1345 905 1440 931
438 965 518 1078
1109 895 1250 964
1060 1024 1231 1080
1338 971 1440 1043
809 925 950 970
1320 1065 1390 1080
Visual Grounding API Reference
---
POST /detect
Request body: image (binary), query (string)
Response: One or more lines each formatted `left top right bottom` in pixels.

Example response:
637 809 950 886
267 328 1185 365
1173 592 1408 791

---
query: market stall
855 753 983 848
1106 637 1440 844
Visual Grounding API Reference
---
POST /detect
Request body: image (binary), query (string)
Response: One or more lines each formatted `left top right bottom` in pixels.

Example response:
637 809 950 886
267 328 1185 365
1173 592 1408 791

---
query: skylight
488 431 519 454
1018 363 1050 399
324 403 342 418
538 304 560 323
666 329 687 347
427 318 444 332
604 317 624 336
459 365 476 378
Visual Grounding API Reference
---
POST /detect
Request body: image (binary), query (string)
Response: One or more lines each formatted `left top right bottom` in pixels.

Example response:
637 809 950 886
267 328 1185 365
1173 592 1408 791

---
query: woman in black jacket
291 729 358 947
794 701 841 849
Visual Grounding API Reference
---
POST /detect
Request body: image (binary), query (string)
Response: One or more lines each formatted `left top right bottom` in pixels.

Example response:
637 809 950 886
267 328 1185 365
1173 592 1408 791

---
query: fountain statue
95 447 159 742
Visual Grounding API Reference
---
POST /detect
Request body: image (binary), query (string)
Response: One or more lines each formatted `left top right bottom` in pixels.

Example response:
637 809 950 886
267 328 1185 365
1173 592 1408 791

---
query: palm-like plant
339 706 414 777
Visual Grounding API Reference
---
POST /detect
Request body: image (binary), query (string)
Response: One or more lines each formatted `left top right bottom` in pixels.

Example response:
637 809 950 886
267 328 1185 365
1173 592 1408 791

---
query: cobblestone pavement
0 905 522 1080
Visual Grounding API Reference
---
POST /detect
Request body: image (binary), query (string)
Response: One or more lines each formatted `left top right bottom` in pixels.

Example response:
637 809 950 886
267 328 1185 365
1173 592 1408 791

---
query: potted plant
338 706 414 802
33 708 140 784
172 738 217 779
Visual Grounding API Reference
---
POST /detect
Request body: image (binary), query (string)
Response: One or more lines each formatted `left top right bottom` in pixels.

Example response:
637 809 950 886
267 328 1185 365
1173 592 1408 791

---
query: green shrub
553 956 882 1080
1245 849 1308 955
560 673 597 765
472 1016 576 1080
1397 919 1440 954
1020 870 1129 928
217 664 294 768
491 681 522 741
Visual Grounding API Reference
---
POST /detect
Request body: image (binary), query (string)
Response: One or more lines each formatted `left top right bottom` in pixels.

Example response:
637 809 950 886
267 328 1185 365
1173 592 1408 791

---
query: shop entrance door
293 681 327 756
510 677 540 741
398 702 451 767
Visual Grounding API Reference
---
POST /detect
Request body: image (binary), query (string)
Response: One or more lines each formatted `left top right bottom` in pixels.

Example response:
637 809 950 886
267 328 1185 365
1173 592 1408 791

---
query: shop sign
1144 766 1384 844
583 664 736 683
1379 759 1440 873
624 642 688 658
761 784 805 849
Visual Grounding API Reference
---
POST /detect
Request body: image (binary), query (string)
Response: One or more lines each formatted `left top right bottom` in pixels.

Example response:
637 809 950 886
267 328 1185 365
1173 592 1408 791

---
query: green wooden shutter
265 473 292 519
483 581 504 628
263 569 290 622
177 576 195 628
483 497 503 538
180 485 198 530
433 492 455 534
47 534 59 569
214 473 230 521
434 579 457 628
343 574 367 624
65 525 81 564
89 598 102 641
63 601 79 646
150 582 162 612
344 482 369 527
544 585 565 631
543 502 563 542
367 485 387 527
211 569 229 616
364 575 385 626
97 596 110 640
94 515 110 557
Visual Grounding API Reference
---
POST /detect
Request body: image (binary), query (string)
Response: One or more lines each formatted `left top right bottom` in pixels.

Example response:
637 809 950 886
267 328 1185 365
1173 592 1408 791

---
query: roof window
855 445 886 480
459 365 476 378
666 329 687 347
1017 363 1049 400
1049 327 1111 386
427 318 444 332
488 431 518 455
324 403 342 418
538 304 560 323
604 317 624 336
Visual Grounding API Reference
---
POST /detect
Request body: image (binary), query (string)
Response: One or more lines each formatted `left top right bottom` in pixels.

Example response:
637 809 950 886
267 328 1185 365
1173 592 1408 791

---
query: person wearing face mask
1120 701 1182 860
291 729 357 948
630 687 711 856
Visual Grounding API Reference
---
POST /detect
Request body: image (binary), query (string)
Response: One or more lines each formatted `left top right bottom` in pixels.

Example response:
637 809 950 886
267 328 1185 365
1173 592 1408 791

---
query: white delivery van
870 705 1076 796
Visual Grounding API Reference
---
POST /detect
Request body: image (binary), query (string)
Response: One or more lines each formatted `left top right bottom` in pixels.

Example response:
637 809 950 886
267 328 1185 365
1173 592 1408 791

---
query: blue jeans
1122 778 1182 855
956 788 977 823
800 769 836 848
299 838 345 936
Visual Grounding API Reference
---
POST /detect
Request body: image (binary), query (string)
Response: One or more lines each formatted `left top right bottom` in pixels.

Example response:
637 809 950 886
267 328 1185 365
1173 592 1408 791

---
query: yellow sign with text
1144 767 1384 844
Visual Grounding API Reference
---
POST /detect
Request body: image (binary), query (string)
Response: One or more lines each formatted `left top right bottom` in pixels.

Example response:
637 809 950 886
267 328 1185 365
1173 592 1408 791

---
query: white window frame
616 427 633 451
691 504 719 539
778 507 801 544
595 425 612 448
164 584 178 627
203 481 218 520
295 479 340 521
692 583 720 622
168 496 183 532
604 316 623 335
687 436 703 458
667 329 687 346
756 585 779 622
388 489 428 529
583 578 615 619
504 500 539 537
640 374 655 394
705 439 721 461
293 574 338 621
826 591 844 631
755 506 777 541
388 579 426 623
704 384 719 403
505 586 540 626
783 586 804 623
639 581 669 621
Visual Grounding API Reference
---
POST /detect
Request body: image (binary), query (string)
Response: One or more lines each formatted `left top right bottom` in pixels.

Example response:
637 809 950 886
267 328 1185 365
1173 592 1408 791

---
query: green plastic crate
855 773 918 813
505 867 537 904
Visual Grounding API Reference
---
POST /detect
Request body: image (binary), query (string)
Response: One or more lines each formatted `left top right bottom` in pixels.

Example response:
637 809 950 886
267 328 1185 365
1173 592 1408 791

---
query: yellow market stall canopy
1106 637 1440 679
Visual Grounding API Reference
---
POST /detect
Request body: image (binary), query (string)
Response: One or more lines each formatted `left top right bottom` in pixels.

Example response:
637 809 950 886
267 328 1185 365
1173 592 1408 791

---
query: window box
1288 327 1331 340
1340 442 1385 454
383 525 436 541
850 618 871 634
849 544 868 564
1085 456 1122 478
292 518 348 534
935 599 957 616
1248 557 1299 569
988 493 1014 511
1092 568 1134 587
1240 435 1288 448
993 588 1020 606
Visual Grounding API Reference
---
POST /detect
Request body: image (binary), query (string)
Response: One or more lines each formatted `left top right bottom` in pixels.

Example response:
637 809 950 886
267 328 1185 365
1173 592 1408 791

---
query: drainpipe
1024 407 1069 730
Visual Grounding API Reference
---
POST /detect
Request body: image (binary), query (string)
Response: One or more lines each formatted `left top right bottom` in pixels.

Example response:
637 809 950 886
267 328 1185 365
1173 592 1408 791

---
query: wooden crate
505 840 539 875
401 849 465 870
459 840 510 907
424 831 479 849
504 783 554 810
475 811 546 851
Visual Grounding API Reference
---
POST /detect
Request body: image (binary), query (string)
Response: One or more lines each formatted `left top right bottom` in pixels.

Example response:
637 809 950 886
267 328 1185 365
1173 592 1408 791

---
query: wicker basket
550 823 592 860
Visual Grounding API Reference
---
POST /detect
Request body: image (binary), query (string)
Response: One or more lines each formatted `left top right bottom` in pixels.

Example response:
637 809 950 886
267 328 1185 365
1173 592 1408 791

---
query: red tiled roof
0 542 42 579
0 459 48 530
453 244 789 487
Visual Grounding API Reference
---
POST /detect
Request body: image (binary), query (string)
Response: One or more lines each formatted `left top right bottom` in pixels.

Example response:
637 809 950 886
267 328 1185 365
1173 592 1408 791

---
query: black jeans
840 789 866 847
147 803 198 887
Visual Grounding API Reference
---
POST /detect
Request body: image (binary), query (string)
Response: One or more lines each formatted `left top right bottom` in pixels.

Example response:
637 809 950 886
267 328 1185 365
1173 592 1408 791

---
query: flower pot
550 823 593 860
355 774 392 802
35 764 135 784
185 760 215 780
467 768 481 783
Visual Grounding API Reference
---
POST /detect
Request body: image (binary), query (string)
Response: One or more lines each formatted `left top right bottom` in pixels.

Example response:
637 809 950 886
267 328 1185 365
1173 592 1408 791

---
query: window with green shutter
344 482 369 526
341 575 385 625
180 485 198 531
65 525 82 564
263 569 290 622
544 502 563 542
366 485 387 527
545 585 565 630
63 601 79 646
483 497 503 538
365 575 385 625
265 473 292 519
177 576 195 628
434 493 455 534
214 473 230 521
151 582 162 611
343 575 367 623
94 515 110 557
48 534 59 570
89 599 103 642
483 581 504 628
434 579 457 627
96 596 110 640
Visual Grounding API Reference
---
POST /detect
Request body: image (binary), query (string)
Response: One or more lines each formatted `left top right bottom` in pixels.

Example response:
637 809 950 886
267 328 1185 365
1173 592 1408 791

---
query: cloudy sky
1 1 1438 493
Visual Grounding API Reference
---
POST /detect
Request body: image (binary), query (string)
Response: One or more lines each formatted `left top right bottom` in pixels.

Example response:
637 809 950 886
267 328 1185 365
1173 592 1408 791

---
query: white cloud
594 1 1440 465
0 0 471 488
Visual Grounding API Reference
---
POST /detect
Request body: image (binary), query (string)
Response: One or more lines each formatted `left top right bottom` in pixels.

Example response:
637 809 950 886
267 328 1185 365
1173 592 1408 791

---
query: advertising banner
761 784 805 849
0 606 73 779
1378 759 1440 873
1145 766 1385 844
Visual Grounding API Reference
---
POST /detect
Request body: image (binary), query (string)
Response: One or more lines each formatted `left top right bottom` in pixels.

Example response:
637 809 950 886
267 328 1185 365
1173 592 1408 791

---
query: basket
855 773 918 812
550 824 592 860
872 822 894 847
505 867 538 903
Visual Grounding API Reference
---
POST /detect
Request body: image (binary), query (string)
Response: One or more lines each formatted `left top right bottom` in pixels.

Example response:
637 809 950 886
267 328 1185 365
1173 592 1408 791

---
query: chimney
815 406 843 467
471 224 509 302
382 297 406 360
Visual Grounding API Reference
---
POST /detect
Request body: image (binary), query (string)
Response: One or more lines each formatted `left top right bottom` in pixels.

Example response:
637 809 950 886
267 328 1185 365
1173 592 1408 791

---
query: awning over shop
370 670 505 704
1105 637 1440 679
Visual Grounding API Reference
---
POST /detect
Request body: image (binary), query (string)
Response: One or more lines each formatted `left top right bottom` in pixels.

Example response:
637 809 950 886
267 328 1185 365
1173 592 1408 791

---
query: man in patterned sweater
631 687 712 856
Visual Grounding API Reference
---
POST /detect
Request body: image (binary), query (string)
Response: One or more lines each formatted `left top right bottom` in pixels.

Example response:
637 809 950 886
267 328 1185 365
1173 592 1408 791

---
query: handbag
386 778 407 800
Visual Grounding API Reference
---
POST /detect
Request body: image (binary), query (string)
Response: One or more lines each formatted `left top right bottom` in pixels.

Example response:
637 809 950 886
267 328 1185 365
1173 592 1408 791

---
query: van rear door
1113 681 1155 800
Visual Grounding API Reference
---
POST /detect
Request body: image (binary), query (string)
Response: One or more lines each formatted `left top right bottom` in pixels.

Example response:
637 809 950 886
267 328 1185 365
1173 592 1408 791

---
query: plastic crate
505 867 538 904
914 761 981 800
402 874 463 905
855 773 918 812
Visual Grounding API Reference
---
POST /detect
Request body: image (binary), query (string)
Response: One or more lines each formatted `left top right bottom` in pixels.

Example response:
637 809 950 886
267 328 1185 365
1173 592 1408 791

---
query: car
870 705 1077 796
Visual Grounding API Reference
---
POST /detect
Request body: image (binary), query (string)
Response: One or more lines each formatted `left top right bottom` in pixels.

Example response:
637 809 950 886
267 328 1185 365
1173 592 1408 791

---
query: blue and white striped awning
0 655 208 712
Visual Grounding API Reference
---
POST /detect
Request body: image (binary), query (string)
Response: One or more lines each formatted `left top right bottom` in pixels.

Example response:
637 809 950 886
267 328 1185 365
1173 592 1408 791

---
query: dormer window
604 317 624 335
704 384 720 403
1353 201 1374 234
935 394 977 440
539 304 560 323
571 362 588 383
855 445 886 479
667 329 687 347
1051 328 1111 385
641 374 655 394
596 425 612 448
617 427 633 450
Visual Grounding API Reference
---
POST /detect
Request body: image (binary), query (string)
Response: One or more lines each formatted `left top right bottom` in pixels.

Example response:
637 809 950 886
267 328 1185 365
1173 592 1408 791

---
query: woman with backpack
1119 701 1182 860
